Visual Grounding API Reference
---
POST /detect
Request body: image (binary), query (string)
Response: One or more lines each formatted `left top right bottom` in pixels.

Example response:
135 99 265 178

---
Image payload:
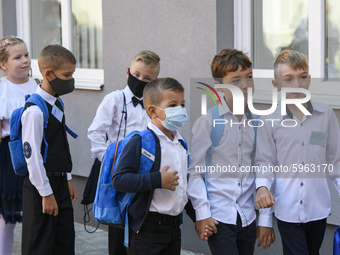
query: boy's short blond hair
0 36 26 65
133 50 160 69
211 49 252 82
38 44 76 74
274 50 309 78
143 77 184 112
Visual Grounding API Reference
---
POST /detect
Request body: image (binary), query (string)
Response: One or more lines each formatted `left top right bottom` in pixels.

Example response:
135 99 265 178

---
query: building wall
1 0 16 37
0 1 339 253
0 0 2 38
64 0 225 178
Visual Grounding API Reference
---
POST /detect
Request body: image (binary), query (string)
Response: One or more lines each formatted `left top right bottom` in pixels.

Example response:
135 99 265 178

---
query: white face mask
154 105 188 131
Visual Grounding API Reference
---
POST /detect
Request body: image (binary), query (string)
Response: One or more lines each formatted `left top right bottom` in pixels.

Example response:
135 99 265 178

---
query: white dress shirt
0 77 37 137
187 102 272 227
21 86 71 197
148 122 188 216
255 101 340 223
87 86 150 161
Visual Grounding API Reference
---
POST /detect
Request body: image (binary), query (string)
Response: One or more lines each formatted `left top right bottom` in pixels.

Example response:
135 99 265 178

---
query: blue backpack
8 93 77 176
93 129 188 247
204 105 259 197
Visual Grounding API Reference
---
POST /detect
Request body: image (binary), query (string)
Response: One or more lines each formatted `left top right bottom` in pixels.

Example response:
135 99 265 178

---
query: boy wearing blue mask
112 77 188 255
87 50 160 255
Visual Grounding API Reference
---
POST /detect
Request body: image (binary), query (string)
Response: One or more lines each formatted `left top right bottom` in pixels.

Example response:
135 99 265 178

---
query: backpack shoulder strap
139 129 158 173
204 105 224 198
205 105 224 168
26 93 49 127
56 97 78 139
250 114 259 165
25 93 50 163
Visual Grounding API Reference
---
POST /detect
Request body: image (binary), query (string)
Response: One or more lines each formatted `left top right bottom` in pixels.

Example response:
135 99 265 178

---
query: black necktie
55 99 64 111
132 96 144 108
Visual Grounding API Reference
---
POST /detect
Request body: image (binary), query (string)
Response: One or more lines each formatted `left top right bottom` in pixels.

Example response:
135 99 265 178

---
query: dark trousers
127 212 181 255
109 226 127 255
208 214 257 255
22 175 75 255
277 218 327 255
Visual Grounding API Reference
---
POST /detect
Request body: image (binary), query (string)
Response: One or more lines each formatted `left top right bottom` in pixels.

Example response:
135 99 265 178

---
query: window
235 0 340 108
16 0 103 90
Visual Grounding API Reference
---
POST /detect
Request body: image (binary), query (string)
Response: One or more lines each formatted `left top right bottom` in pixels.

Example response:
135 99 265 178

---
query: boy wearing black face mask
87 50 160 255
21 44 77 255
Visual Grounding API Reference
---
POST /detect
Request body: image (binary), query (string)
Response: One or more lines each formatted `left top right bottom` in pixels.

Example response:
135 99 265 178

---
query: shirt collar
35 86 58 106
218 97 253 120
147 122 183 144
285 100 316 119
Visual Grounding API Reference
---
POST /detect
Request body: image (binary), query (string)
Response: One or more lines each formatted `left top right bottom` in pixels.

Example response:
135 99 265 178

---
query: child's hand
256 226 275 250
160 165 179 191
195 218 218 241
256 187 275 209
68 180 77 203
42 194 58 216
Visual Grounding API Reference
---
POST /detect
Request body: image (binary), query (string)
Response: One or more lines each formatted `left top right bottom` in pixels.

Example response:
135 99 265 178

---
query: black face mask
48 70 75 96
127 69 148 98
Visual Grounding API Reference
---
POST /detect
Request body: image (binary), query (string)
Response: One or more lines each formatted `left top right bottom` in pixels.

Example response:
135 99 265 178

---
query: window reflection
252 0 309 69
30 0 62 59
29 0 103 69
71 0 103 69
325 0 340 80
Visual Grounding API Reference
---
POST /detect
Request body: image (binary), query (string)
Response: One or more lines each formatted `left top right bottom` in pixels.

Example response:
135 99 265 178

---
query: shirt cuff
67 173 72 181
255 179 271 190
37 182 53 197
195 205 211 221
97 151 105 161
257 209 273 228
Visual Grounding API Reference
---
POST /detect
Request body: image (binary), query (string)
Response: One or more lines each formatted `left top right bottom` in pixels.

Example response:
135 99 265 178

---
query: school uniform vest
25 101 72 173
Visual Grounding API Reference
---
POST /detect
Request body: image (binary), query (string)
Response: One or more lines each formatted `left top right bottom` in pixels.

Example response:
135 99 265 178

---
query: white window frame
16 0 104 90
234 0 340 109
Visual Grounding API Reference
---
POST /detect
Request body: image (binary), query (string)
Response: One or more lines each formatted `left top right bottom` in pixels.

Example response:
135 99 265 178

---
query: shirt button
238 143 241 147
238 164 241 167
302 142 304 146
238 183 241 186
301 123 303 126
300 200 303 204
300 182 304 186
239 126 241 130
236 201 238 204
301 161 304 165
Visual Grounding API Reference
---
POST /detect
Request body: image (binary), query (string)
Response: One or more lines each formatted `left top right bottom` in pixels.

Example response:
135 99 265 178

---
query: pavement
12 222 201 255
12 217 337 255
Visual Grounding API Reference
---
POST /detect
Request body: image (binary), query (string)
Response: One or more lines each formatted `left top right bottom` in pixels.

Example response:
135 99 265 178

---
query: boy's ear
272 79 281 91
126 67 129 78
0 62 7 71
215 80 224 93
147 105 157 118
44 69 53 80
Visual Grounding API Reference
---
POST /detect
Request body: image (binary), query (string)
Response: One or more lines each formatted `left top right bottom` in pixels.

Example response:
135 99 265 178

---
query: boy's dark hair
38 44 76 74
211 49 252 82
143 77 184 109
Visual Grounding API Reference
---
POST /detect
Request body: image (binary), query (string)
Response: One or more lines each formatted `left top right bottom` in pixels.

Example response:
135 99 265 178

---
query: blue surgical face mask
154 105 188 131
